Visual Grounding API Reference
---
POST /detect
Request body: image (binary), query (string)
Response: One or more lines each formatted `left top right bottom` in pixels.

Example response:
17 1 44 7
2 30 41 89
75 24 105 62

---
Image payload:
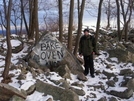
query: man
79 29 98 77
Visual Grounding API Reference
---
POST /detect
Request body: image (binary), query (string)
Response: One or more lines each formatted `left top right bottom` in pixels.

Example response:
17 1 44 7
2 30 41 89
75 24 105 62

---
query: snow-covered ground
0 36 134 101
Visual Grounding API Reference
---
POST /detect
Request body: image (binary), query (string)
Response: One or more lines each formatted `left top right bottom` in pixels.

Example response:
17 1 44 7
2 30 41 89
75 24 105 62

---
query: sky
0 0 113 31
1 0 134 31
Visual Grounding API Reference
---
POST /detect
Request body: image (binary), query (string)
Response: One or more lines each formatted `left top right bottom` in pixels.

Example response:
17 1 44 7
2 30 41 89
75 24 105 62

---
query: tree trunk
67 0 74 52
2 0 12 83
0 24 4 36
73 0 86 56
105 0 111 30
116 0 121 41
95 0 103 43
77 0 80 20
106 16 110 30
20 0 29 35
28 0 35 40
58 0 63 43
34 0 39 43
20 13 23 35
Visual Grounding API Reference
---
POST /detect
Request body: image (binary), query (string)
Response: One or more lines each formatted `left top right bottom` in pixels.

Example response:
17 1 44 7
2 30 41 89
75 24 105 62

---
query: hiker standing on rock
79 29 99 78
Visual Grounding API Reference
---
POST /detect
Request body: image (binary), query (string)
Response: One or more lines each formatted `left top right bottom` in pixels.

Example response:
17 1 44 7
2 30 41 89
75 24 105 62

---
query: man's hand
92 52 95 55
92 52 101 55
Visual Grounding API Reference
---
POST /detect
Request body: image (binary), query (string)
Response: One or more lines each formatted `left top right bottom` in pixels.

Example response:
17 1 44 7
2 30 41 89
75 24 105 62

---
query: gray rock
70 87 85 96
107 88 133 99
95 70 101 75
127 79 134 91
59 80 70 89
77 56 84 64
98 96 107 101
107 49 128 62
120 75 131 87
28 58 41 69
26 84 36 95
46 98 53 101
109 97 118 101
127 51 134 63
49 79 61 85
10 64 18 70
71 82 84 88
28 58 50 72
9 95 25 101
113 76 118 82
12 40 23 53
89 93 97 98
56 64 71 79
106 64 113 69
87 85 105 91
0 83 26 101
103 70 116 79
35 69 44 74
30 67 37 78
106 80 115 87
77 72 87 81
119 69 133 75
17 74 26 80
36 79 79 101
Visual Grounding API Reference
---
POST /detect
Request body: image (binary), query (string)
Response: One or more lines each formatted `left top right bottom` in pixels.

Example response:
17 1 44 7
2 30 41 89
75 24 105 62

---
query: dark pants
84 54 94 75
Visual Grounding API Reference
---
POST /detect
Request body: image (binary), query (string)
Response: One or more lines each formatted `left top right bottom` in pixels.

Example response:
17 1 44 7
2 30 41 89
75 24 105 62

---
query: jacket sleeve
79 37 82 55
92 36 98 53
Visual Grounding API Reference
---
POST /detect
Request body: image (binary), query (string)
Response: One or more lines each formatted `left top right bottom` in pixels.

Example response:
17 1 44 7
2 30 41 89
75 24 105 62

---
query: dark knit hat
83 29 89 33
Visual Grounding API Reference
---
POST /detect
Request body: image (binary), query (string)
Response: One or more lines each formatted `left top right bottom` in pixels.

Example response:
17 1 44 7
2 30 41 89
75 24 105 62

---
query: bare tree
2 0 12 83
73 0 86 56
20 0 29 35
68 0 74 52
34 0 39 42
116 0 121 41
95 0 103 43
10 0 21 35
103 0 116 30
77 0 80 20
58 0 63 43
120 0 134 41
28 0 35 39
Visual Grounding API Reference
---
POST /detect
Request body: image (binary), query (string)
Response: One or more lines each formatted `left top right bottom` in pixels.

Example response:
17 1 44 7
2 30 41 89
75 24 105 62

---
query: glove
95 52 101 55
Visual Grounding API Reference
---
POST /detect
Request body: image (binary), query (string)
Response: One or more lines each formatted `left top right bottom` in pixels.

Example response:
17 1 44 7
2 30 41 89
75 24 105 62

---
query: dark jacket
79 34 98 56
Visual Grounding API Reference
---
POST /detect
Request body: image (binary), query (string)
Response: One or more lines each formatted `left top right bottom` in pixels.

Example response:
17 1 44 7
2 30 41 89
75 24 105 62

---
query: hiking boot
91 74 95 78
84 72 88 76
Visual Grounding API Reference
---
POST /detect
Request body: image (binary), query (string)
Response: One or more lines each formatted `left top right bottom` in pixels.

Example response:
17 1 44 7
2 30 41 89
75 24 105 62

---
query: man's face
84 31 89 36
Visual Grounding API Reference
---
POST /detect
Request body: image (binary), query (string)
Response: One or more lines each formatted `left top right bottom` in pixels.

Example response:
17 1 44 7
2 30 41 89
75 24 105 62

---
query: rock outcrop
25 33 83 73
35 79 79 101
0 83 26 101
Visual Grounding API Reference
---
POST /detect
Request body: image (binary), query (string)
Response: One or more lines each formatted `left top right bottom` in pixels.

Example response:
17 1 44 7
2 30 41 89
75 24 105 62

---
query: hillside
0 30 134 101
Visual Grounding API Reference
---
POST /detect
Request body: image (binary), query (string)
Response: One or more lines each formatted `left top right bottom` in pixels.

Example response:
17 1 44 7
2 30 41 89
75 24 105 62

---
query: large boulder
70 87 85 96
0 83 26 101
119 69 133 75
102 70 116 79
107 49 128 62
9 95 25 101
127 79 134 91
56 64 71 79
3 39 24 53
25 33 83 72
107 88 133 99
35 79 79 101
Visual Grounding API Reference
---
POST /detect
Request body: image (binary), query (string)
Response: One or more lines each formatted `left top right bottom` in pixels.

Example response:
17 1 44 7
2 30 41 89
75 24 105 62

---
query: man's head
83 29 89 36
